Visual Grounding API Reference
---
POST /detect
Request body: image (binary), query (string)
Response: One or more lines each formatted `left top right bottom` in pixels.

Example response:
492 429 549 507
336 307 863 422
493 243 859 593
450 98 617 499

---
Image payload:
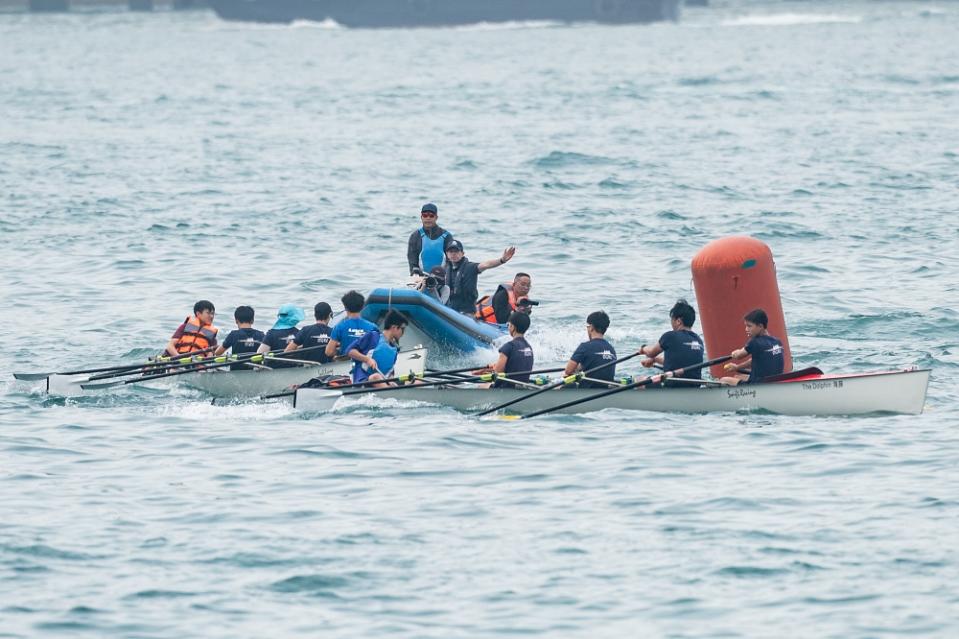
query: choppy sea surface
2 1 958 636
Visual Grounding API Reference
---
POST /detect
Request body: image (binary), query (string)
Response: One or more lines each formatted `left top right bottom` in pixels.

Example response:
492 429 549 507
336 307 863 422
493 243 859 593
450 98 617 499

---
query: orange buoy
691 236 792 379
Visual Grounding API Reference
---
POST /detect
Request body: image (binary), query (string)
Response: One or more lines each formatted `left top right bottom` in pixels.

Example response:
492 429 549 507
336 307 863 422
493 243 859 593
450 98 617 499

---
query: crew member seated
476 272 533 324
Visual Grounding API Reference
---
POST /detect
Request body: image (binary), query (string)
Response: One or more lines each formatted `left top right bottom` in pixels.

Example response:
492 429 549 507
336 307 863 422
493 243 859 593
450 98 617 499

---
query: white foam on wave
158 399 294 421
204 17 342 32
449 20 565 32
721 13 862 27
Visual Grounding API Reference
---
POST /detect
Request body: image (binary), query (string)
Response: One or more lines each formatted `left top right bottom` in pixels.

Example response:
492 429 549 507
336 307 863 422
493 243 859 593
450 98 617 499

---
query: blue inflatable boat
361 288 508 357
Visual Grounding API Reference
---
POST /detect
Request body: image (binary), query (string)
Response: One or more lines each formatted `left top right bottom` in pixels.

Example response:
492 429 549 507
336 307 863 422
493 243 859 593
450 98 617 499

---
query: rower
489 311 534 388
444 240 516 315
564 311 617 388
164 300 218 357
347 310 407 387
256 304 304 368
325 290 379 359
215 305 265 370
476 272 533 324
637 299 704 387
284 301 334 364
720 308 785 386
408 202 455 276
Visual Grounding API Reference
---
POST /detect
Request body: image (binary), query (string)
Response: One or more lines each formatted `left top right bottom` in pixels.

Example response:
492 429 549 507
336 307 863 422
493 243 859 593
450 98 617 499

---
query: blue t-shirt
348 331 398 384
745 334 785 383
331 317 379 356
570 338 617 388
659 329 705 382
222 327 265 371
495 336 534 388
293 324 333 363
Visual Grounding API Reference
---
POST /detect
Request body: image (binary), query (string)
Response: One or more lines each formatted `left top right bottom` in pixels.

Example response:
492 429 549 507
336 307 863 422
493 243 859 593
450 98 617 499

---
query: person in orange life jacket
214 305 265 370
325 290 379 359
284 301 334 364
347 310 408 387
165 300 218 357
256 304 305 369
408 203 456 276
720 308 785 386
477 272 532 324
486 311 534 389
564 310 617 389
445 240 516 315
637 299 704 387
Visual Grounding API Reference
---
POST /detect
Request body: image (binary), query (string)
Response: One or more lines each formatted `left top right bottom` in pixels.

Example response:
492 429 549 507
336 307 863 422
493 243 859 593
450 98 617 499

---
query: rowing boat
293 368 930 416
45 347 428 399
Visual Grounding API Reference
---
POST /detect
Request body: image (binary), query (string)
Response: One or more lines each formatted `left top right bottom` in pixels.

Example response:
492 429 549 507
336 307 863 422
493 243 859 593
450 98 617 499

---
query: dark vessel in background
208 0 682 27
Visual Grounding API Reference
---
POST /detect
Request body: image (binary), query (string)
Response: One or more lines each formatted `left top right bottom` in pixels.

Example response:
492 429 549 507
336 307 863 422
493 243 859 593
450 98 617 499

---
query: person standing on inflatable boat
445 240 516 315
720 308 785 385
407 203 456 276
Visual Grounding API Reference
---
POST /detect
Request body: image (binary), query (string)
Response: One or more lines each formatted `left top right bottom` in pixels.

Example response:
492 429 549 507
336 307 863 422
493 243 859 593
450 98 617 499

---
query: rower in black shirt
565 311 617 389
637 299 704 387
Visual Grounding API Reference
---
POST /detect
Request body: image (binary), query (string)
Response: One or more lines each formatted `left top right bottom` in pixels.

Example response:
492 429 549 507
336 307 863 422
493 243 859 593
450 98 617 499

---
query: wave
722 13 862 27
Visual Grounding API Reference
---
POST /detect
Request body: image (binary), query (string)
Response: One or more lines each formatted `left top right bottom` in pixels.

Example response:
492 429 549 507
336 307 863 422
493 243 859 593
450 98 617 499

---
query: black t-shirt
570 338 617 388
659 329 705 382
745 334 785 383
446 258 480 314
293 324 333 364
222 327 265 371
262 327 300 368
495 337 534 388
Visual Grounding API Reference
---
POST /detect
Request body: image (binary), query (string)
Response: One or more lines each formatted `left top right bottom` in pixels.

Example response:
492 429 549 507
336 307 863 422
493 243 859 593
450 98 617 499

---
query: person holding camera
476 272 534 324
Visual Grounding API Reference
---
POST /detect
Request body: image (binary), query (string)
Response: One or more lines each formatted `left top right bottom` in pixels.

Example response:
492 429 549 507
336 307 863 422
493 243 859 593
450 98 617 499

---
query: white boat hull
46 348 428 399
294 369 930 417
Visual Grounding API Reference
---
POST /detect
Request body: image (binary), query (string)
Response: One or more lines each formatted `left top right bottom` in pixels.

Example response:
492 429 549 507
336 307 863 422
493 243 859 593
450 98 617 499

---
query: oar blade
13 372 53 381
293 388 342 412
79 380 126 391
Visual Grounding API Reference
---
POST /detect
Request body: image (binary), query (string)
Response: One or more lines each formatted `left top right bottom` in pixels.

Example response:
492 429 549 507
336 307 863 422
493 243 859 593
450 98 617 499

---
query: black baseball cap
446 240 464 252
421 203 438 214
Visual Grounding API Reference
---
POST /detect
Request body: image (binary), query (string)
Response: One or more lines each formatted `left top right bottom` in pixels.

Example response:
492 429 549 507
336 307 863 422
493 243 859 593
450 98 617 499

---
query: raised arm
477 246 516 273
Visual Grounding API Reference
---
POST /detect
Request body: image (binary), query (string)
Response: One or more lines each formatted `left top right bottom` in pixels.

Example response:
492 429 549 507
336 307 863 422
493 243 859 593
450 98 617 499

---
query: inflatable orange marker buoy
691 236 792 379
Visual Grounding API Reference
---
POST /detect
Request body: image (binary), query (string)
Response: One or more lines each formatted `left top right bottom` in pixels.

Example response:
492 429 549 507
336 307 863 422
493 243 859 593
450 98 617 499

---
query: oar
12 346 218 381
474 352 640 418
79 345 328 390
512 355 733 420
260 363 561 401
296 367 556 406
85 350 227 381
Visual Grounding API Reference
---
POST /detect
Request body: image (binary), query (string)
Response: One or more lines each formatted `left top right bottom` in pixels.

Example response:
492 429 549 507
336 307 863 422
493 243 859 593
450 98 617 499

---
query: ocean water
2 1 958 636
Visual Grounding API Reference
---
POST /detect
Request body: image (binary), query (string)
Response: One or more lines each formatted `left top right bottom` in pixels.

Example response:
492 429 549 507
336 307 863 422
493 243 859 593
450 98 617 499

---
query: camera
517 299 539 307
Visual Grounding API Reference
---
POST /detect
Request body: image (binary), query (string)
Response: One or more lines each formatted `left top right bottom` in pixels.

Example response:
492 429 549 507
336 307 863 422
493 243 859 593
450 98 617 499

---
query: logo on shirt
598 349 615 360
684 341 703 351
768 344 783 356
311 335 330 345
283 335 297 345
519 347 532 357
239 338 257 347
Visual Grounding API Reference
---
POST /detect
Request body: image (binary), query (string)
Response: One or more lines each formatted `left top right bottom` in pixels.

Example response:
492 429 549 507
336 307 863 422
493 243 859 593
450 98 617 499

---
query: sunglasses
421 212 437 218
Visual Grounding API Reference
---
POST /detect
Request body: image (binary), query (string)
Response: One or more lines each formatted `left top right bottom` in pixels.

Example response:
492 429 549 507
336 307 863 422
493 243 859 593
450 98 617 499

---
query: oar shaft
518 355 732 420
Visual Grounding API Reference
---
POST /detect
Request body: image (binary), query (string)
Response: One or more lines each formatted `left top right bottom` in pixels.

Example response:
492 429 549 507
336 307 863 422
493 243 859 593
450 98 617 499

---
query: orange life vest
174 316 218 354
475 283 517 324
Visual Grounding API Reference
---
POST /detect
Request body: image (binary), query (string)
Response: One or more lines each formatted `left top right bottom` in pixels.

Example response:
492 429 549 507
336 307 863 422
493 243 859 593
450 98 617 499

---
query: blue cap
272 304 305 330
421 203 438 214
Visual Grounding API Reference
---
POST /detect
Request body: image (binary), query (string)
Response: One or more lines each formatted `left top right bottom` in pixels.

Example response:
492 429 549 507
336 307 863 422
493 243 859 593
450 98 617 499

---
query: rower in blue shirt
347 310 408 387
720 308 785 385
325 290 379 359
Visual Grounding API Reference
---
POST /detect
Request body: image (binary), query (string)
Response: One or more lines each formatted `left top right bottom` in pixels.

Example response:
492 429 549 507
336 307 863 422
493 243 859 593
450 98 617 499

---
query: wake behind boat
208 0 682 27
293 368 931 416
